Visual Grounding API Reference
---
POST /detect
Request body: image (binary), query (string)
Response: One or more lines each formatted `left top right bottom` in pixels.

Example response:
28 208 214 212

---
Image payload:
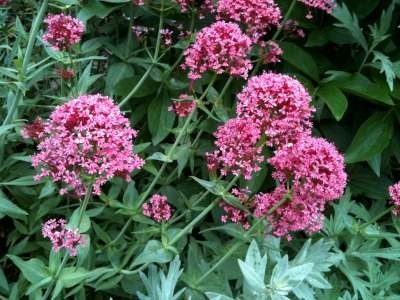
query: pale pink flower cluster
254 136 347 238
182 21 252 80
142 194 172 222
32 94 144 196
168 94 196 117
206 117 263 180
160 28 173 46
389 182 400 216
43 14 84 51
42 219 86 256
236 73 315 147
260 41 283 64
220 188 252 230
173 0 214 17
217 0 281 43
132 25 151 40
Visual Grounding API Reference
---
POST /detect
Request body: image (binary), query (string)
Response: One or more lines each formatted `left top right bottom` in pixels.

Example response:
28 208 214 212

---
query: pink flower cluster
389 182 400 216
182 21 252 80
0 0 10 5
32 94 144 196
43 14 84 51
217 0 281 43
42 219 86 256
168 94 196 117
260 41 283 64
220 188 252 230
206 117 263 180
237 73 315 147
21 117 45 142
298 0 336 18
254 136 347 238
142 194 172 222
55 68 76 80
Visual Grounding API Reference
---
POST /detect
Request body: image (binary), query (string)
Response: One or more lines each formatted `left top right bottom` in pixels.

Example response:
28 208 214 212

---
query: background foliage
1 0 400 299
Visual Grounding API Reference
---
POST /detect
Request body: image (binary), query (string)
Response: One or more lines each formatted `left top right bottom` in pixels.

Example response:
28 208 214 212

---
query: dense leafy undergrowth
1 0 400 299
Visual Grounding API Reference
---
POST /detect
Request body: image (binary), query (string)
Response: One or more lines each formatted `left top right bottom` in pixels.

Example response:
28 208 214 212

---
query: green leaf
0 268 9 294
148 91 175 145
7 255 48 284
331 3 368 51
0 190 27 218
191 177 225 196
69 208 91 233
238 260 265 294
372 51 395 91
147 152 173 163
324 71 393 105
60 267 92 288
105 62 134 96
317 85 348 121
131 240 174 267
205 292 235 300
345 112 393 163
0 175 40 186
280 42 319 81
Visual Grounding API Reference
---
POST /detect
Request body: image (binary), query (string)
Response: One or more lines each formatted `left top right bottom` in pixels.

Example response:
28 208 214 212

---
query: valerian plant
0 0 400 299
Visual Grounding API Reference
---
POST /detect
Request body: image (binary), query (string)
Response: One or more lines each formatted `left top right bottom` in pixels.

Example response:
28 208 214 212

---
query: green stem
360 206 395 229
168 176 239 246
153 0 164 60
42 185 92 300
194 195 290 286
250 0 297 76
118 65 154 108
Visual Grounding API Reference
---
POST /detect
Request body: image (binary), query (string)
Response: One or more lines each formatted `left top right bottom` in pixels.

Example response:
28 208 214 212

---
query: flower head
236 73 315 147
32 94 144 196
55 68 75 80
389 182 400 216
42 218 86 256
0 0 10 5
142 194 172 222
43 13 84 51
21 117 46 142
206 117 263 180
255 136 347 238
182 21 252 80
168 94 196 117
217 0 281 42
260 41 283 64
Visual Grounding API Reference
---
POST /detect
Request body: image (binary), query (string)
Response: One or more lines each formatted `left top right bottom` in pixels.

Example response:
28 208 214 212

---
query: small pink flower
217 0 281 43
32 94 144 196
168 94 196 117
132 25 151 41
182 21 252 80
260 41 283 64
42 218 86 256
389 182 400 216
220 188 252 230
206 117 263 180
173 0 214 18
160 28 173 46
282 20 306 39
133 0 145 5
43 14 85 51
142 194 172 222
236 72 315 147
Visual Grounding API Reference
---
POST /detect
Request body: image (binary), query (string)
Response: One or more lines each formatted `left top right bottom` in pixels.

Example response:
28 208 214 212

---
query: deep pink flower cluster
142 194 172 222
32 94 144 196
206 117 263 180
217 0 281 42
220 188 252 229
55 68 76 80
389 182 400 216
254 136 347 238
0 0 10 5
21 117 45 142
43 14 84 51
42 219 86 256
132 0 145 5
236 73 315 147
182 21 252 80
168 94 196 117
